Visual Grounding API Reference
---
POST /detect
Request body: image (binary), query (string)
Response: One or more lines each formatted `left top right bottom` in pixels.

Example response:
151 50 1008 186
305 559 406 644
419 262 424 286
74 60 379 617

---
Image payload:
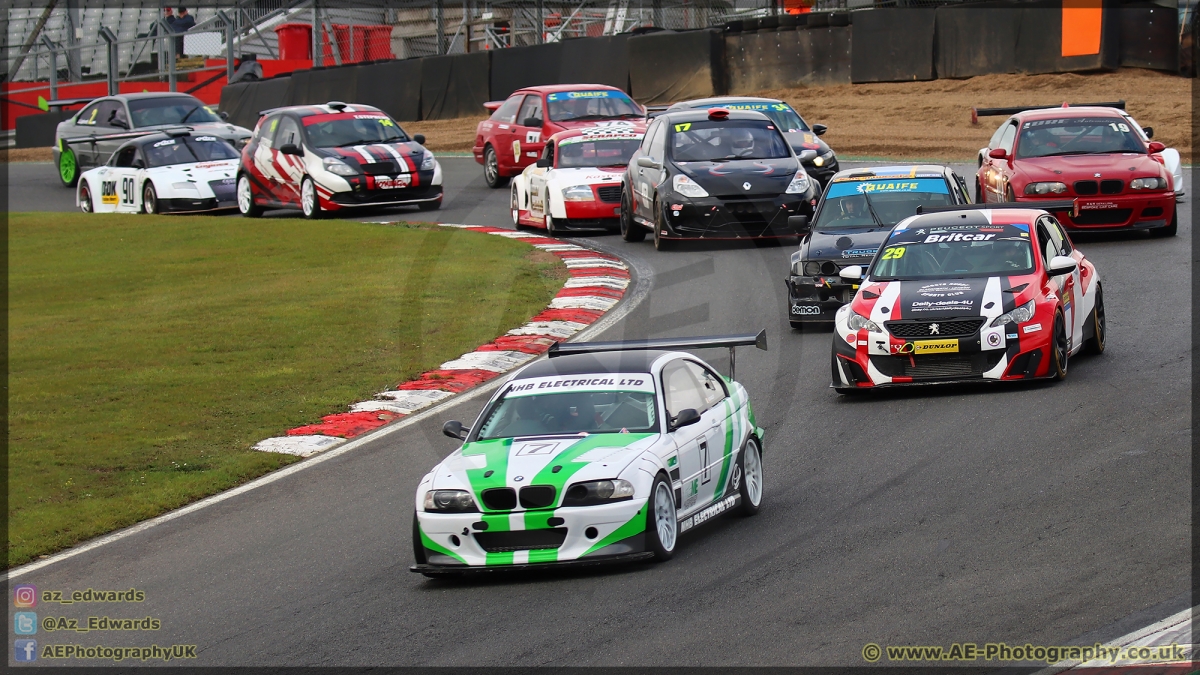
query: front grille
519 485 556 509
474 528 567 552
1074 180 1098 195
886 318 986 339
1100 179 1123 194
481 487 517 511
360 161 397 176
1071 208 1132 225
208 178 236 202
596 185 622 203
871 352 1005 379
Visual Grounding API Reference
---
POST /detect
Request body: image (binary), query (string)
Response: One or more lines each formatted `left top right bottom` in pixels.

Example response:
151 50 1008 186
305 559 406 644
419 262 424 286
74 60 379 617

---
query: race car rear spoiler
45 97 97 110
916 200 1078 217
58 126 195 147
645 105 671 119
971 101 1125 124
548 330 767 380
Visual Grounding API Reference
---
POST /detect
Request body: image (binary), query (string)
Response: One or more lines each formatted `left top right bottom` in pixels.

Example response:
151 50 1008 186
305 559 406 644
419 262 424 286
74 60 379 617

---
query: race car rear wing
645 105 671 119
970 100 1125 124
916 200 1078 217
483 100 505 112
45 97 96 110
58 125 195 147
548 330 767 380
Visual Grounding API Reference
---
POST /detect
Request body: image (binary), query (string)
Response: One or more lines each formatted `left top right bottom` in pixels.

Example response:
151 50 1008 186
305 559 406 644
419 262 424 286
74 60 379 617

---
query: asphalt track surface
7 158 1192 667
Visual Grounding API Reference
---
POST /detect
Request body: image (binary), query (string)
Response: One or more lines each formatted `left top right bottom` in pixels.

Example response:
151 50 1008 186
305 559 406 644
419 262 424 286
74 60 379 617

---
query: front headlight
1130 177 1167 190
171 181 198 191
562 184 595 202
423 489 479 513
1024 182 1067 195
847 310 880 332
785 169 811 194
989 299 1036 327
323 157 358 176
562 479 635 506
420 151 436 171
813 150 834 167
672 174 709 198
235 137 250 150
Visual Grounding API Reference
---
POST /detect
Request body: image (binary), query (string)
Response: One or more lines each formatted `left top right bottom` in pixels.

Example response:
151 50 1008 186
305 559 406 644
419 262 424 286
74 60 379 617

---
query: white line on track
2 232 652 581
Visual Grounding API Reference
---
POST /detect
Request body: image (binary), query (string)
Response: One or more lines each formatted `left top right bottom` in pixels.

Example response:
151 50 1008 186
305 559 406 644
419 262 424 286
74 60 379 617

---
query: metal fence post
99 26 118 95
157 19 177 92
40 35 59 102
218 10 235 82
312 0 323 66
536 0 544 44
436 0 445 55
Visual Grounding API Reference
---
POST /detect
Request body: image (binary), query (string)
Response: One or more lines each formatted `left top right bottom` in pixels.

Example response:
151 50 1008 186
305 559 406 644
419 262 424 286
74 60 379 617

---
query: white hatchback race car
412 333 767 576
76 130 240 214
511 124 646 235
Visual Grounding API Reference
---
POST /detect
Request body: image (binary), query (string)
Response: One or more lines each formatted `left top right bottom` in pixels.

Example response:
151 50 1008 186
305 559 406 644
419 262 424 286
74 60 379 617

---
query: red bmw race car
474 84 646 189
831 204 1104 393
510 124 645 234
975 106 1176 236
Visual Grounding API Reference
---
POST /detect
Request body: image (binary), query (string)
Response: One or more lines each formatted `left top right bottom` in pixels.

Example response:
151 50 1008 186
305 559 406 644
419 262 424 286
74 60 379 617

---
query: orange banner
1061 0 1102 57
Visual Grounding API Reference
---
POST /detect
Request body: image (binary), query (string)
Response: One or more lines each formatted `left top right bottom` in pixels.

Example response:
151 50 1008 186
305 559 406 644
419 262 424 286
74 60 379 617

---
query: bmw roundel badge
743 181 752 190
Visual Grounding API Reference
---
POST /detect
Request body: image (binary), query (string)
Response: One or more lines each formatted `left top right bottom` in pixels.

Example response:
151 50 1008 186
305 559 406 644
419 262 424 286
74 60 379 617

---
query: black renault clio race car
620 108 819 251
786 166 973 328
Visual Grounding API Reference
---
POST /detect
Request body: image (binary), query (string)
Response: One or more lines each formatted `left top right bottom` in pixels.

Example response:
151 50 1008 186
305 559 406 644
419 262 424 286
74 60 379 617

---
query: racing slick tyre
510 183 522 227
238 174 263 218
1083 283 1106 355
301 176 324 220
417 196 442 211
544 193 561 237
142 182 160 214
483 145 508 189
58 146 79 187
731 437 764 517
646 473 678 561
620 189 646 242
1051 310 1069 380
652 201 672 251
78 182 93 213
1153 211 1178 237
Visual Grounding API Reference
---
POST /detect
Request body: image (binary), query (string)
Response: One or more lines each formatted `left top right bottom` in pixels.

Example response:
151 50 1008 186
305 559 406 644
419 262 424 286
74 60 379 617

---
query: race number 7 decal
699 439 711 484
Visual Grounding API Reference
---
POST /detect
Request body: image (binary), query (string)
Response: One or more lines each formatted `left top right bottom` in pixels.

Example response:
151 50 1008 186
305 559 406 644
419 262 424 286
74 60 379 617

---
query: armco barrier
629 29 724 104
15 110 75 148
936 5 1019 79
219 75 292 130
850 8 935 83
285 64 359 108
726 27 850 93
420 51 490 120
560 34 631 91
1014 4 1118 74
352 59 422 122
489 42 563 100
1119 4 1178 72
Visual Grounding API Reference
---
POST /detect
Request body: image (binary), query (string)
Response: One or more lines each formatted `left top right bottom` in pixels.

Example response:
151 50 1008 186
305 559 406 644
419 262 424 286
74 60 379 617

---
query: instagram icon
13 584 36 608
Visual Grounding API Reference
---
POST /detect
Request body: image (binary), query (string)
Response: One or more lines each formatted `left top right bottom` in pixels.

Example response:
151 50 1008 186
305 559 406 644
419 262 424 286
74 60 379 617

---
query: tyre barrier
252 224 631 456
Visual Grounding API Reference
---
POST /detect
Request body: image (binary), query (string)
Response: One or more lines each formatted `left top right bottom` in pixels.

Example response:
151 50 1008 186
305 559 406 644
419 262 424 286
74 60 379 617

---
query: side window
640 120 659 153
1043 217 1072 255
998 122 1017 153
1035 223 1056 267
649 123 667 162
951 172 970 203
77 102 102 126
988 121 1007 149
274 116 302 148
683 361 727 412
111 104 129 128
517 95 543 127
661 360 706 419
258 115 280 148
112 146 137 167
95 101 123 129
542 141 554 165
492 95 522 124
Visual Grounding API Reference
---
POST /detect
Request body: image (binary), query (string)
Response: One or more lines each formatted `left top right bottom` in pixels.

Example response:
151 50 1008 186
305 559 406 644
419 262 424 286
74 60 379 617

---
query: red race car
976 106 1176 236
473 84 645 189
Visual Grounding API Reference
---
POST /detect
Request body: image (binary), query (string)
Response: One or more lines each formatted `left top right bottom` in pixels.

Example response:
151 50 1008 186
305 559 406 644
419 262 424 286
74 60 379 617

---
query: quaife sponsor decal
679 493 741 533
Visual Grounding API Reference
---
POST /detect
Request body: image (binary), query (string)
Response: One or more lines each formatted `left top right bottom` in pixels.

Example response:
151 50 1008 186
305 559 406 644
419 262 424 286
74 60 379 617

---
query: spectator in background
172 7 196 59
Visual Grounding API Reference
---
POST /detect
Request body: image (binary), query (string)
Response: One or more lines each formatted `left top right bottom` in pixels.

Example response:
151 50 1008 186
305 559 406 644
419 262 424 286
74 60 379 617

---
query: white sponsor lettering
680 494 741 533
791 305 822 315
923 232 996 243
1023 323 1042 333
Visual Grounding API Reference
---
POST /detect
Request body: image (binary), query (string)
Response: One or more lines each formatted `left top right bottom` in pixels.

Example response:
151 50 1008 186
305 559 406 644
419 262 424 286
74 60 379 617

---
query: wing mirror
671 408 701 430
988 148 1008 160
522 117 542 128
636 156 661 170
413 133 426 145
442 420 467 440
535 157 551 168
812 123 827 136
1047 255 1077 276
278 143 303 156
788 214 810 234
1141 126 1154 139
1147 141 1166 154
132 159 145 169
219 111 230 121
839 265 863 282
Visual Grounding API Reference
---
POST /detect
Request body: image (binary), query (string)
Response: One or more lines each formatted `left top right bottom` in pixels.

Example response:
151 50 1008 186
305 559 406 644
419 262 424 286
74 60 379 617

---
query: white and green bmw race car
412 332 768 576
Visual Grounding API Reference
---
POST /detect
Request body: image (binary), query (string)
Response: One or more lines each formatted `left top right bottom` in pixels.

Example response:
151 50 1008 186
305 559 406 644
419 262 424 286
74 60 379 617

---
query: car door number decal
525 131 540 144
121 177 136 206
699 439 711 484
512 140 521 162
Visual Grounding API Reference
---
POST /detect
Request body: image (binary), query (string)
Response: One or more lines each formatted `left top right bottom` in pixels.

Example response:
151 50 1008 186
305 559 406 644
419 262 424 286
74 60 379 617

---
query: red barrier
477 335 560 353
531 308 605 323
396 369 499 393
556 287 624 299
287 410 400 438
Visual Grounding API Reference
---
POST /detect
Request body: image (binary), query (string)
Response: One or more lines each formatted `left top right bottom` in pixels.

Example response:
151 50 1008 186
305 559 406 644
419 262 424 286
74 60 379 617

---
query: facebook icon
14 639 37 662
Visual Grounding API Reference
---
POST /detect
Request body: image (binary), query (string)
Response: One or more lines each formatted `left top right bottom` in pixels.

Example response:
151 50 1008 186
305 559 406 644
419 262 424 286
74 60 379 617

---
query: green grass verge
8 214 566 568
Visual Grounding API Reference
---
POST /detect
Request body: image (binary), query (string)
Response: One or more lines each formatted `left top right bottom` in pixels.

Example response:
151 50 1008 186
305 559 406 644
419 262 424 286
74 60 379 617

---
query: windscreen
129 97 221 127
557 134 643 168
1016 117 1146 158
547 90 643 122
815 177 954 229
669 119 791 162
302 112 408 148
871 222 1035 280
144 136 240 167
694 102 809 132
475 375 658 440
